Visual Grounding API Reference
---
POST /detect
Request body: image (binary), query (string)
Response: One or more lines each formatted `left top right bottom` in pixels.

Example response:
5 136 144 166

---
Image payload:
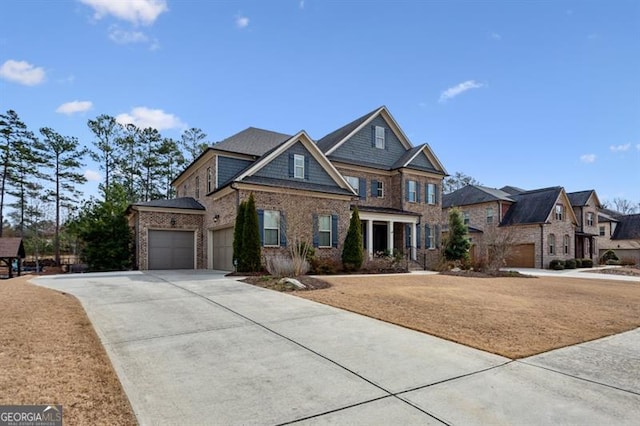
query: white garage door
212 227 234 271
148 230 195 270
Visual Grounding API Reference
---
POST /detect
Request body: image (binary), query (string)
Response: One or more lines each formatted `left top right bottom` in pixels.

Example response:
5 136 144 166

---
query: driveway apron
34 271 640 425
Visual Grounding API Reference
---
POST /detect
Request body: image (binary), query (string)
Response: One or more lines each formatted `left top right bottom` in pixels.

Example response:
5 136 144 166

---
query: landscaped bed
0 276 136 425
296 274 640 359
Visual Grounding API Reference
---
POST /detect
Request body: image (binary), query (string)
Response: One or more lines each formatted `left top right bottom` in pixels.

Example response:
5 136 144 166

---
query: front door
373 223 388 254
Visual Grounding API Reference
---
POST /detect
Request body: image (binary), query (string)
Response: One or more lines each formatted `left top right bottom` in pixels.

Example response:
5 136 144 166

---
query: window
427 183 437 205
407 180 417 202
549 234 556 255
564 235 570 255
587 212 594 226
555 204 564 221
294 154 305 179
207 167 212 193
374 126 385 149
264 210 280 246
375 181 384 198
486 207 494 224
599 226 605 236
195 176 200 199
318 215 332 247
463 212 470 225
345 176 359 193
426 224 435 249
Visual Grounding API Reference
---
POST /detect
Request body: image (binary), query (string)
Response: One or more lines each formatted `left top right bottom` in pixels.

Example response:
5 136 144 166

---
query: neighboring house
443 185 582 268
598 211 640 264
127 106 447 271
567 190 601 260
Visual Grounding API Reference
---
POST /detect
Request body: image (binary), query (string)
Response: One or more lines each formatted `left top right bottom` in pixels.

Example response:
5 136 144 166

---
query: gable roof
598 207 623 223
213 127 292 157
567 190 600 208
443 185 514 208
0 238 25 259
611 214 640 240
500 185 526 195
316 107 383 153
130 197 206 211
501 186 569 226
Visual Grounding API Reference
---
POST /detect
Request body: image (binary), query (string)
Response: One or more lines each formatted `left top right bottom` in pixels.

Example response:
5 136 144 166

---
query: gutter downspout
540 223 544 269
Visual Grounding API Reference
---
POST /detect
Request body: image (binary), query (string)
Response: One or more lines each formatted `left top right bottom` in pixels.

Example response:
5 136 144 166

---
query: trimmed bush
564 258 577 269
575 258 583 268
600 249 619 264
581 258 594 268
549 259 565 270
342 207 363 271
240 193 262 273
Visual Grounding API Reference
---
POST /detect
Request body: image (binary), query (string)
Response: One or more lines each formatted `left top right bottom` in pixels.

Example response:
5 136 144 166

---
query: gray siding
218 156 252 187
255 141 336 186
409 151 436 171
330 116 407 168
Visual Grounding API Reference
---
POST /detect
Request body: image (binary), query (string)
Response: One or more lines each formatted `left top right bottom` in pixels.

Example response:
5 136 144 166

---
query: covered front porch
575 232 597 260
357 207 420 261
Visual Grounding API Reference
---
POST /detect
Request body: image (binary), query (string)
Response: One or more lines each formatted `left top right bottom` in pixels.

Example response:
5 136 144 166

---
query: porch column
387 221 394 252
411 222 417 261
366 220 373 258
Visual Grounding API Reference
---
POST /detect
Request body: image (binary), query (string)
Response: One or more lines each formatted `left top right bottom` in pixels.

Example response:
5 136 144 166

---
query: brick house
598 210 640 264
442 185 589 268
127 106 447 270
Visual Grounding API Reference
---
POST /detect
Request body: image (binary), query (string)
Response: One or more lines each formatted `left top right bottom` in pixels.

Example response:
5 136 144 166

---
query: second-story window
345 176 359 193
587 212 594 226
374 126 385 149
375 181 384 198
599 226 605 236
486 207 494 224
426 183 437 205
463 212 470 225
207 167 212 193
555 204 564 221
294 154 305 179
407 180 417 203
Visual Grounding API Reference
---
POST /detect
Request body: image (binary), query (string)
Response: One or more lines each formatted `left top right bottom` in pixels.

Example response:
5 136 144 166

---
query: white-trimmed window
375 181 384 198
555 204 564 221
318 215 332 248
587 212 594 226
375 126 385 149
407 180 417 202
294 154 305 179
195 176 200 199
599 226 605 236
345 176 359 193
463 212 470 225
427 183 437 205
486 207 494 224
549 233 556 255
264 210 280 246
207 167 212 193
426 225 435 249
564 235 570 255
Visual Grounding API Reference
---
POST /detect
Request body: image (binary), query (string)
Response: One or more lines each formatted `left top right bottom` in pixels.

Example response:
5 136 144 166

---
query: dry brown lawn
298 274 640 359
0 276 137 425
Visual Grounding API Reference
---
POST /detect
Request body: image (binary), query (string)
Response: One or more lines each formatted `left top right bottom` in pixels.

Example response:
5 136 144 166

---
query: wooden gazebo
0 238 25 278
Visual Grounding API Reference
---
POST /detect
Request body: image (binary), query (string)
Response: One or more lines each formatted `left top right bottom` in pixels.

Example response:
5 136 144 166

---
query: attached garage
211 227 234 271
505 244 535 268
148 230 195 270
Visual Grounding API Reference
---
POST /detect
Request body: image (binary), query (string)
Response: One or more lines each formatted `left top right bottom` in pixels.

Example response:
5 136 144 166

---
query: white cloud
236 15 249 29
610 143 631 152
84 170 101 182
109 26 148 43
580 154 596 164
56 100 93 115
79 0 168 26
439 80 484 102
0 59 45 86
116 107 185 130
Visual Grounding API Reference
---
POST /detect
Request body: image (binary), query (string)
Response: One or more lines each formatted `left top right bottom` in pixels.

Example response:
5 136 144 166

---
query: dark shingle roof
500 185 526 195
242 176 355 197
0 238 25 258
355 205 421 216
214 127 292 157
316 107 381 153
611 214 640 240
132 197 206 210
443 185 513 208
501 187 563 226
392 145 423 169
567 190 594 207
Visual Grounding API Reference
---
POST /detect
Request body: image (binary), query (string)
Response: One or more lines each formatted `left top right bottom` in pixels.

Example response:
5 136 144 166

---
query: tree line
0 109 209 268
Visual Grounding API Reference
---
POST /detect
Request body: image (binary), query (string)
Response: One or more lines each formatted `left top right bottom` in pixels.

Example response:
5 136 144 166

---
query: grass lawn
0 276 136 425
297 274 640 358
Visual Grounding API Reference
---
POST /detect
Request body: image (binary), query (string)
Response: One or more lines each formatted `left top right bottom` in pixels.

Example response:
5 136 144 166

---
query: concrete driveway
34 271 639 425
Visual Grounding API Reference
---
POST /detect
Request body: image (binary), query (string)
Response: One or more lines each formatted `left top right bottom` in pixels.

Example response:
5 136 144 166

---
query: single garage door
505 244 535 268
148 230 195 270
212 227 234 271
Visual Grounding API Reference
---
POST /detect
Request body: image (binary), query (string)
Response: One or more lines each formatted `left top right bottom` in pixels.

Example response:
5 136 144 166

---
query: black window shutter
405 181 409 201
384 128 389 151
257 209 264 246
425 224 431 248
312 214 319 247
288 153 294 178
435 184 439 205
416 182 421 203
416 225 421 249
331 214 339 248
405 224 411 248
280 211 287 247
359 177 366 200
371 180 378 197
435 224 440 248
304 156 310 180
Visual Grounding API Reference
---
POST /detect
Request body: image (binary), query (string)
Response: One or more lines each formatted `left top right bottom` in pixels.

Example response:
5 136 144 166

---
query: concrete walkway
34 271 639 425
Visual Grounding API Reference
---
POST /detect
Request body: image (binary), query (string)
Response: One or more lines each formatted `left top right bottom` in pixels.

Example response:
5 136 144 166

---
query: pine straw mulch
0 275 137 425
242 275 330 291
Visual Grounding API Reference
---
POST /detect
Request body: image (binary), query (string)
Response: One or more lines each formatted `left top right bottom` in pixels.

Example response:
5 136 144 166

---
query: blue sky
1 0 639 208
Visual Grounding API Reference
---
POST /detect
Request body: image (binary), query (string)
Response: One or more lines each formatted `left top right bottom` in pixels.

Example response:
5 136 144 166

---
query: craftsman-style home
127 107 447 270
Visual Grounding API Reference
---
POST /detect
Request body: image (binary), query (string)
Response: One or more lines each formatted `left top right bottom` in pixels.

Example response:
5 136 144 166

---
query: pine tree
342 207 363 271
241 193 262 273
443 208 471 261
88 114 122 197
232 201 247 270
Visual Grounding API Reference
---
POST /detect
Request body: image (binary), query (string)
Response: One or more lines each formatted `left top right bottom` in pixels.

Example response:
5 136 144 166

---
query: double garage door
148 230 195 270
